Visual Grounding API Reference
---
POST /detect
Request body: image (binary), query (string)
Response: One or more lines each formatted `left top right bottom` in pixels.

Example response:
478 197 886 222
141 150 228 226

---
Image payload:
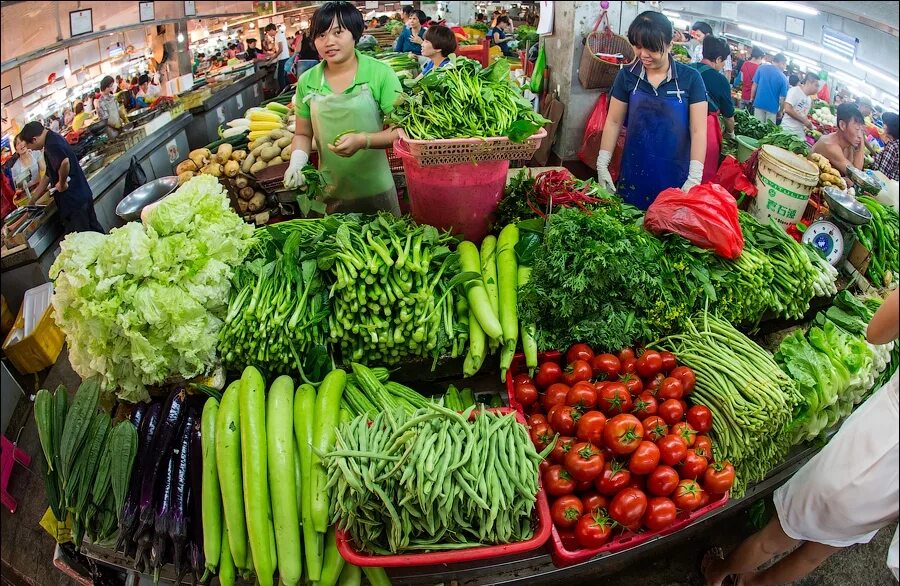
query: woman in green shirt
689 36 735 183
283 1 403 214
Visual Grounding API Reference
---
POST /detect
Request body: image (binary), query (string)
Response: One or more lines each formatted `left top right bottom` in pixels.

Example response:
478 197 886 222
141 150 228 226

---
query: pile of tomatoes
513 344 735 550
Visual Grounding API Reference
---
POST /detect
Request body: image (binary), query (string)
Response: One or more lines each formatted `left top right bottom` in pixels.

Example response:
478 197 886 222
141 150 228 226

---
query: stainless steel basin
115 176 179 221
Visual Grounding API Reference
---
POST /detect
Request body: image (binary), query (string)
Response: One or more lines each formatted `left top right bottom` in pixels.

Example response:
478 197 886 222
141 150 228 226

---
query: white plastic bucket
750 145 819 227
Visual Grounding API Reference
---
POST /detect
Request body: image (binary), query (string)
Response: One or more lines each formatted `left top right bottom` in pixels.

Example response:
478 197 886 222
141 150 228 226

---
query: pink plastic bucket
394 139 509 242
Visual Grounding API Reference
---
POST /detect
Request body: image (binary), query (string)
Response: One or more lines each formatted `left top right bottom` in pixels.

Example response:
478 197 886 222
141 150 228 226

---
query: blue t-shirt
43 130 93 209
422 58 450 75
610 57 708 112
752 63 788 114
393 26 426 55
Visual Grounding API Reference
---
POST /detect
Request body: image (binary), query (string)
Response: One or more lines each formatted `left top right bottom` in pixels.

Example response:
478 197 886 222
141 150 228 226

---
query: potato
231 150 247 162
216 143 234 164
275 136 292 149
251 143 270 157
241 153 256 174
239 186 255 201
260 146 281 162
250 160 267 174
176 159 198 175
281 145 292 160
237 198 249 213
267 156 284 167
269 129 286 141
177 171 194 185
248 192 267 212
189 148 211 168
223 160 240 178
201 162 223 177
235 176 249 189
251 137 272 151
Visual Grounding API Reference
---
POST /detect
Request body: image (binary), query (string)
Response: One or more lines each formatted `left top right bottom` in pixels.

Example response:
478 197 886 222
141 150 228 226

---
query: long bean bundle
655 312 803 497
387 57 548 141
325 405 547 554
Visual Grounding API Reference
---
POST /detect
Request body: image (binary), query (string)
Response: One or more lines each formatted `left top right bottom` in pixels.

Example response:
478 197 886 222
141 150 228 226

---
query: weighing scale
802 187 873 266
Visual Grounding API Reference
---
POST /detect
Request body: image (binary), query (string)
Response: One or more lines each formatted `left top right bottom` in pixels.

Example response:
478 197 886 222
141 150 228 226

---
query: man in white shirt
266 23 290 91
781 72 820 139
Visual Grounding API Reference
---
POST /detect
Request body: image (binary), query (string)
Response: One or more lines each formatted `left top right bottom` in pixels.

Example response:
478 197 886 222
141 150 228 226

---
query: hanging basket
578 11 634 91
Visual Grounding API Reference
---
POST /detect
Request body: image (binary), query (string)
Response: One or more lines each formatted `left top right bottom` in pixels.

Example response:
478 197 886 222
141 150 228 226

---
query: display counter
0 113 193 312
184 66 267 149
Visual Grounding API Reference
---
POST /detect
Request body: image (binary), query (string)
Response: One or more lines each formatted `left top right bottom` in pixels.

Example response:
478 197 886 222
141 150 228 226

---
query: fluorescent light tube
756 1 819 15
738 24 787 40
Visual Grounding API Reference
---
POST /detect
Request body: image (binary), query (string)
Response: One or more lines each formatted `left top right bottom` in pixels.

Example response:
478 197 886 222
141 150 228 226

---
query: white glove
596 150 616 193
681 160 704 192
283 149 309 189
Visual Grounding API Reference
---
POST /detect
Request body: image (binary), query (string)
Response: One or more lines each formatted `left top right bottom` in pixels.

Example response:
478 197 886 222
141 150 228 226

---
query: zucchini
216 381 248 571
311 369 346 533
201 398 222 573
266 376 301 586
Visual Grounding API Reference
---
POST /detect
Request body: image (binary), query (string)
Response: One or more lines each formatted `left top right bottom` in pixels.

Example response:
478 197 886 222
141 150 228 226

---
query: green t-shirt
690 62 735 118
294 50 402 120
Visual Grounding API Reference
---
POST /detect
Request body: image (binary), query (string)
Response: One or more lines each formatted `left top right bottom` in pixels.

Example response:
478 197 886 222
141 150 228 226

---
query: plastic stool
1 434 30 513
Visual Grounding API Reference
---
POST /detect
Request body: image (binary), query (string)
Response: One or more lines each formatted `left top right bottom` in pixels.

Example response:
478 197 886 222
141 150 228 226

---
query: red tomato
543 383 571 410
602 414 644 455
566 381 598 410
621 358 637 375
642 416 669 442
635 350 663 379
574 512 613 549
550 405 580 436
543 464 576 497
678 400 689 417
703 461 735 496
646 465 680 496
642 497 677 531
679 449 709 480
672 479 703 512
658 399 685 426
581 492 609 515
539 459 551 474
687 405 713 433
694 435 714 461
618 348 636 362
575 411 607 445
670 366 696 395
557 528 579 550
566 343 595 365
659 351 678 373
535 361 563 389
550 495 584 530
620 373 643 396
591 353 621 380
657 434 688 466
528 413 549 428
550 436 576 464
514 382 539 407
628 441 660 475
512 373 532 387
645 373 666 395
594 459 631 496
671 422 697 447
531 423 555 452
598 383 633 416
608 487 648 527
575 479 594 493
632 391 658 418
697 489 711 509
563 360 593 386
564 442 605 482
657 377 684 401
626 473 647 493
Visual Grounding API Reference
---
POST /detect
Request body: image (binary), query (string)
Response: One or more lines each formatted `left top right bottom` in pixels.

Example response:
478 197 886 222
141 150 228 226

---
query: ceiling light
738 24 787 40
789 38 850 63
672 18 691 29
662 10 681 19
754 41 781 53
855 62 898 86
756 1 819 15
177 33 185 43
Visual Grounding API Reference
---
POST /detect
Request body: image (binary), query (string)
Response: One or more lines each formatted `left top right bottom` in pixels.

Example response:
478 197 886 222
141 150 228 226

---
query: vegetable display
853 196 899 287
809 153 848 190
387 57 549 142
50 175 254 402
758 127 810 156
326 404 548 554
734 109 774 140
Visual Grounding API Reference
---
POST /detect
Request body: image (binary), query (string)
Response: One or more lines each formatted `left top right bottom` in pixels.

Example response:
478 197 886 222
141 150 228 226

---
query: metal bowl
822 186 872 225
115 176 179 221
846 165 885 195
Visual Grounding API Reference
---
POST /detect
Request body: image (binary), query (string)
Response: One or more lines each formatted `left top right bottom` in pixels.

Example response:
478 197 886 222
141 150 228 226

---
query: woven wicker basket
396 127 547 167
578 12 634 91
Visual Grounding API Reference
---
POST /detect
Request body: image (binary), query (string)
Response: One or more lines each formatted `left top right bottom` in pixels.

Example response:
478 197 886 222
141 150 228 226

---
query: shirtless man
811 103 866 177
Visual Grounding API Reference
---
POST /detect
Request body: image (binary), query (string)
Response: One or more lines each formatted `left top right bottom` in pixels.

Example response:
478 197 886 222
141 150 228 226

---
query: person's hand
329 133 368 158
596 150 616 193
283 149 309 189
55 179 68 193
681 160 704 192
410 30 423 44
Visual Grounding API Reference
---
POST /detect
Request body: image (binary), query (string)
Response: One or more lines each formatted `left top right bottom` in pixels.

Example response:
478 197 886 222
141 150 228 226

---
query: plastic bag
123 157 147 197
530 42 545 93
644 183 745 259
577 93 625 180
714 155 757 198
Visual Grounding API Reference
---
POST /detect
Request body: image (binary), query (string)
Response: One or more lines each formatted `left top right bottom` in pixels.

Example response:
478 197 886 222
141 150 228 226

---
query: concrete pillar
544 1 640 161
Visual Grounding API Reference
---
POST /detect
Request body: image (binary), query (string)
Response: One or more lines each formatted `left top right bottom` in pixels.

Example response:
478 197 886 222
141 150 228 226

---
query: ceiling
810 1 899 36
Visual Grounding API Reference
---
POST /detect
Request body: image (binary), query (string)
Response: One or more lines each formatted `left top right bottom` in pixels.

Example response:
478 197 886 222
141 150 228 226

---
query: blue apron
617 72 691 209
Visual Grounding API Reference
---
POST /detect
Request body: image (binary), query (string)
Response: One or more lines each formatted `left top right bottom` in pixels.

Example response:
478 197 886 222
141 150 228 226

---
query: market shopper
596 11 708 209
738 47 765 111
394 9 428 55
872 112 899 181
751 53 788 124
689 21 713 63
10 136 45 196
689 35 735 183
283 1 402 215
97 76 123 139
266 24 291 91
811 103 866 177
780 72 820 140
18 122 104 234
490 16 516 57
420 25 457 75
71 102 88 131
703 288 899 586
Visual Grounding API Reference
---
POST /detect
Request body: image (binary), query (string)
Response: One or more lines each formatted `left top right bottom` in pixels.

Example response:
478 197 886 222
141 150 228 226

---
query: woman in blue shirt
689 35 736 183
596 11 709 209
421 25 457 75
490 16 516 57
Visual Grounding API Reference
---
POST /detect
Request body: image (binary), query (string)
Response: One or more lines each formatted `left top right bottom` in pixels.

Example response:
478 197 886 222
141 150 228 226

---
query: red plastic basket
506 351 563 413
548 492 729 568
335 408 552 567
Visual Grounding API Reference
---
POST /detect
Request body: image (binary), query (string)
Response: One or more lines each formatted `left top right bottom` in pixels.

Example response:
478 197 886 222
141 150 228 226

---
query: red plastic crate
335 408 552 567
548 492 729 568
506 351 563 413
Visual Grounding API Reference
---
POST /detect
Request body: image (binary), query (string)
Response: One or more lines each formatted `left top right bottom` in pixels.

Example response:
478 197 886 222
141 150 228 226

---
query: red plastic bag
644 184 745 259
714 155 757 199
578 93 626 181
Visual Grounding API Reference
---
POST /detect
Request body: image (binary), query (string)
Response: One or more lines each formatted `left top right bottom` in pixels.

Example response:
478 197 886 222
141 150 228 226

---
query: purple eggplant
188 415 206 583
130 402 149 430
139 387 187 527
170 410 195 583
118 401 162 550
148 444 178 575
